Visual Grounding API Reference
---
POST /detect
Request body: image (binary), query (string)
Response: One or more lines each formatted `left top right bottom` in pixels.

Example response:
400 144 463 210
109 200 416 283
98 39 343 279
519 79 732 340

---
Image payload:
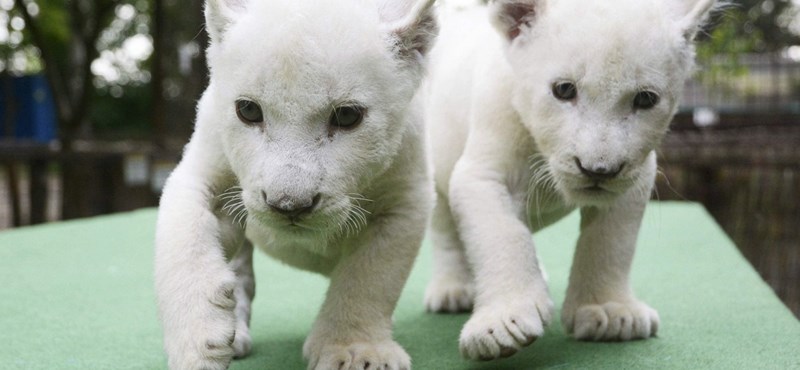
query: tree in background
12 0 117 142
3 0 155 140
2 0 207 219
4 0 154 219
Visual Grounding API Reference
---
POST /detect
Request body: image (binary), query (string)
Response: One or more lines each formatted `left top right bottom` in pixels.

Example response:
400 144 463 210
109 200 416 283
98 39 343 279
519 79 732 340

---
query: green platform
1 202 798 369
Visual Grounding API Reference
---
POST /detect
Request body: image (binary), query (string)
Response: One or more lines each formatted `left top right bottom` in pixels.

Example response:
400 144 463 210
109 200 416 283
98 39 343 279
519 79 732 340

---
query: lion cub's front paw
424 275 474 313
304 339 411 370
162 282 238 369
459 297 554 361
562 300 659 341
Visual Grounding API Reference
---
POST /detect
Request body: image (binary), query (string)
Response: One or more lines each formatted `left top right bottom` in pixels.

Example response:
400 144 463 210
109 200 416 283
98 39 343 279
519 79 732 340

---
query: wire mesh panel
681 52 800 115
659 52 800 317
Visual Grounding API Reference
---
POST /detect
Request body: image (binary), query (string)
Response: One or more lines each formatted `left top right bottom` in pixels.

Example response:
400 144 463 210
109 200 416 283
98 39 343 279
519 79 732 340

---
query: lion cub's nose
266 193 321 218
574 158 624 181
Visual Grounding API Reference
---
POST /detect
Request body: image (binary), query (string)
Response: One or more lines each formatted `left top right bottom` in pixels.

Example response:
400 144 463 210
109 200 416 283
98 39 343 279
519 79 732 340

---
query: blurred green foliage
694 1 799 90
33 0 69 66
696 10 763 85
91 84 150 137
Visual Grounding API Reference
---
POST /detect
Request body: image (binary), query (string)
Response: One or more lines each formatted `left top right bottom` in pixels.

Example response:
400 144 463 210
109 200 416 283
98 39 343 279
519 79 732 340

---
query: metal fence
660 52 800 317
681 52 800 115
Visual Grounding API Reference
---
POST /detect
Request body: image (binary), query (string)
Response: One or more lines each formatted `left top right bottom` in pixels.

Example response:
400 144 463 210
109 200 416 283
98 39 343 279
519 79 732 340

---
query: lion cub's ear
674 0 719 41
205 0 247 42
378 0 438 64
490 0 545 41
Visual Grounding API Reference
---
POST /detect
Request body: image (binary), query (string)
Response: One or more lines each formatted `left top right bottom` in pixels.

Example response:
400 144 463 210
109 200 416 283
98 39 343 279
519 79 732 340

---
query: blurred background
0 0 798 317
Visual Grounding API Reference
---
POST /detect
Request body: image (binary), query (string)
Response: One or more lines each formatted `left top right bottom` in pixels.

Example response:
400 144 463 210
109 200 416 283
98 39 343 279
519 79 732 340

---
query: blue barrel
0 74 57 143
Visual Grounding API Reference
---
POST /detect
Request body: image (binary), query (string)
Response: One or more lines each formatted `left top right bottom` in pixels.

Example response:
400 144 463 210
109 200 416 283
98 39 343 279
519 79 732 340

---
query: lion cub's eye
235 99 264 124
633 90 660 110
552 81 577 101
329 105 365 129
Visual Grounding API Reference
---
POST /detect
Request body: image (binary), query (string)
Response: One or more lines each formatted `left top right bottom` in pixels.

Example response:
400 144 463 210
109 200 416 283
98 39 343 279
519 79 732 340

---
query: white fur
422 0 716 361
154 1 436 369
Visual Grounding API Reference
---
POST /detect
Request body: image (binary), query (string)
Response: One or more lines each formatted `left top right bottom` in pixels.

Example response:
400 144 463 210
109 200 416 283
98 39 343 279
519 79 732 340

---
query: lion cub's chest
514 160 575 232
245 221 344 276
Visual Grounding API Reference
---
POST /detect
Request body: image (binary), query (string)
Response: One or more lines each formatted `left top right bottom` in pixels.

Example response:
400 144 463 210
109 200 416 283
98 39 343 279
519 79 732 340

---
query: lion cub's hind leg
424 194 475 313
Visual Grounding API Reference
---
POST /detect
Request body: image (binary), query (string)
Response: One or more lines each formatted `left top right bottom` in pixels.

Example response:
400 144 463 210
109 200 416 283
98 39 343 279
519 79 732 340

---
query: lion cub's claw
305 340 411 370
162 282 238 369
459 299 553 361
232 328 252 358
562 300 659 341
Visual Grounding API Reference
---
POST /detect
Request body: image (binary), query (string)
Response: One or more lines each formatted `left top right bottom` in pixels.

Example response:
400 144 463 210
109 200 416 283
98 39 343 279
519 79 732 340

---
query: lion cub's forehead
222 0 387 66
213 0 395 116
519 0 691 99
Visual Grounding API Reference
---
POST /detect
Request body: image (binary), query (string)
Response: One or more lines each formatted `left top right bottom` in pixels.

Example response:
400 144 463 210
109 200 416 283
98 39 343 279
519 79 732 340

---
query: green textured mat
0 202 798 369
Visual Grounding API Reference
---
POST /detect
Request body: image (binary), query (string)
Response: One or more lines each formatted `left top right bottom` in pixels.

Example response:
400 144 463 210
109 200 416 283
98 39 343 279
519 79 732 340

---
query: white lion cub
423 0 718 361
154 0 436 369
